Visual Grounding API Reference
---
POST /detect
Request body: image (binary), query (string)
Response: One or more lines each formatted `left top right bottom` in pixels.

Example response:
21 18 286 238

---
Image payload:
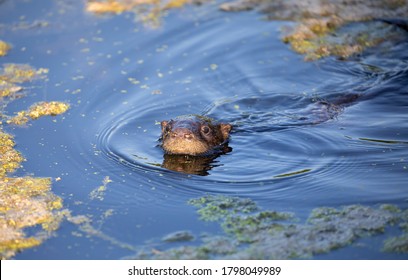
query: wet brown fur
160 116 232 156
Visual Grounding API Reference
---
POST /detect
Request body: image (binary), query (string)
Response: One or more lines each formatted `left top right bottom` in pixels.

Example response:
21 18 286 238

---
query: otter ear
161 121 168 133
220 123 232 140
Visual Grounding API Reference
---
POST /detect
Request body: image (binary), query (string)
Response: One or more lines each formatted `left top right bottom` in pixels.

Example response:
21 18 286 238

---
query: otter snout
170 128 195 140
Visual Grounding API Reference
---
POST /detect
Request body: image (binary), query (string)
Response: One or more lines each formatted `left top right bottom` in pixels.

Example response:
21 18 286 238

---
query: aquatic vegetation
0 64 47 84
0 41 11 57
383 234 408 253
0 177 64 259
133 195 407 259
86 0 132 14
0 133 24 178
220 0 408 60
86 0 194 14
0 134 66 259
189 195 258 221
7 101 70 125
0 64 46 99
89 176 112 201
1 64 70 126
0 62 69 259
86 0 408 59
383 209 408 253
282 21 397 61
0 85 22 98
86 0 205 27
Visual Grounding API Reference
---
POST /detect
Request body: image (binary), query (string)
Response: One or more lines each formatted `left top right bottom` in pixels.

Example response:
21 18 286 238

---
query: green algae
0 62 70 259
87 0 408 59
188 195 258 221
0 64 47 84
0 64 70 126
0 41 11 57
0 133 24 178
383 234 408 253
86 0 206 27
7 101 70 126
220 0 408 60
133 195 407 259
222 212 290 243
85 0 408 59
0 177 64 259
383 209 408 254
89 176 112 201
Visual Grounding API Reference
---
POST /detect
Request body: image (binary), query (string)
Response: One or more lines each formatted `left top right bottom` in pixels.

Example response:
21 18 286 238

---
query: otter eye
201 125 211 135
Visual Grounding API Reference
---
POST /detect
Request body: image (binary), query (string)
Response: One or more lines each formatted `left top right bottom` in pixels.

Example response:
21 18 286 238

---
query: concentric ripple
55 5 407 204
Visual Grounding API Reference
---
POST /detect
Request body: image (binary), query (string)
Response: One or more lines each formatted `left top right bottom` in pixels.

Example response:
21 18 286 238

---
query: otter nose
171 128 194 140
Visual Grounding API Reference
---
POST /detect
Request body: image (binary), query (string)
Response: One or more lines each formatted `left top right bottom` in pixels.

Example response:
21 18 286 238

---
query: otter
160 94 359 157
160 115 232 156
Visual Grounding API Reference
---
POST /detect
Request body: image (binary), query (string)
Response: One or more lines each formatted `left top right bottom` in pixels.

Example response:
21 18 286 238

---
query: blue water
1 0 407 259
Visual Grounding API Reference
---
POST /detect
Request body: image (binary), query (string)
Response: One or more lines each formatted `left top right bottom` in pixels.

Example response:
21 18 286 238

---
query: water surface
1 0 407 259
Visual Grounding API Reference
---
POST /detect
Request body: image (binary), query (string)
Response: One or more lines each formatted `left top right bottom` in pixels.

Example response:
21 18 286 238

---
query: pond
1 0 407 259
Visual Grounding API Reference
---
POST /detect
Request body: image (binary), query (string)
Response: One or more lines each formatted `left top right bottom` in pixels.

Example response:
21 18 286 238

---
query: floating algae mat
0 63 69 259
220 0 408 60
131 195 408 259
0 41 11 57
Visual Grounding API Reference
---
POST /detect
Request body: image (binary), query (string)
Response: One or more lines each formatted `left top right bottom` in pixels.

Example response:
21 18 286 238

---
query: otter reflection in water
159 115 232 175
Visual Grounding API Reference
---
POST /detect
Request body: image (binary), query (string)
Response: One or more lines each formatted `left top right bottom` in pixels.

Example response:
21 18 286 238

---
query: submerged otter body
160 115 232 156
160 94 359 157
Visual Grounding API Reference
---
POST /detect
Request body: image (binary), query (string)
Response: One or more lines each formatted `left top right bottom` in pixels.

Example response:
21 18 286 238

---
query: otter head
160 116 232 156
